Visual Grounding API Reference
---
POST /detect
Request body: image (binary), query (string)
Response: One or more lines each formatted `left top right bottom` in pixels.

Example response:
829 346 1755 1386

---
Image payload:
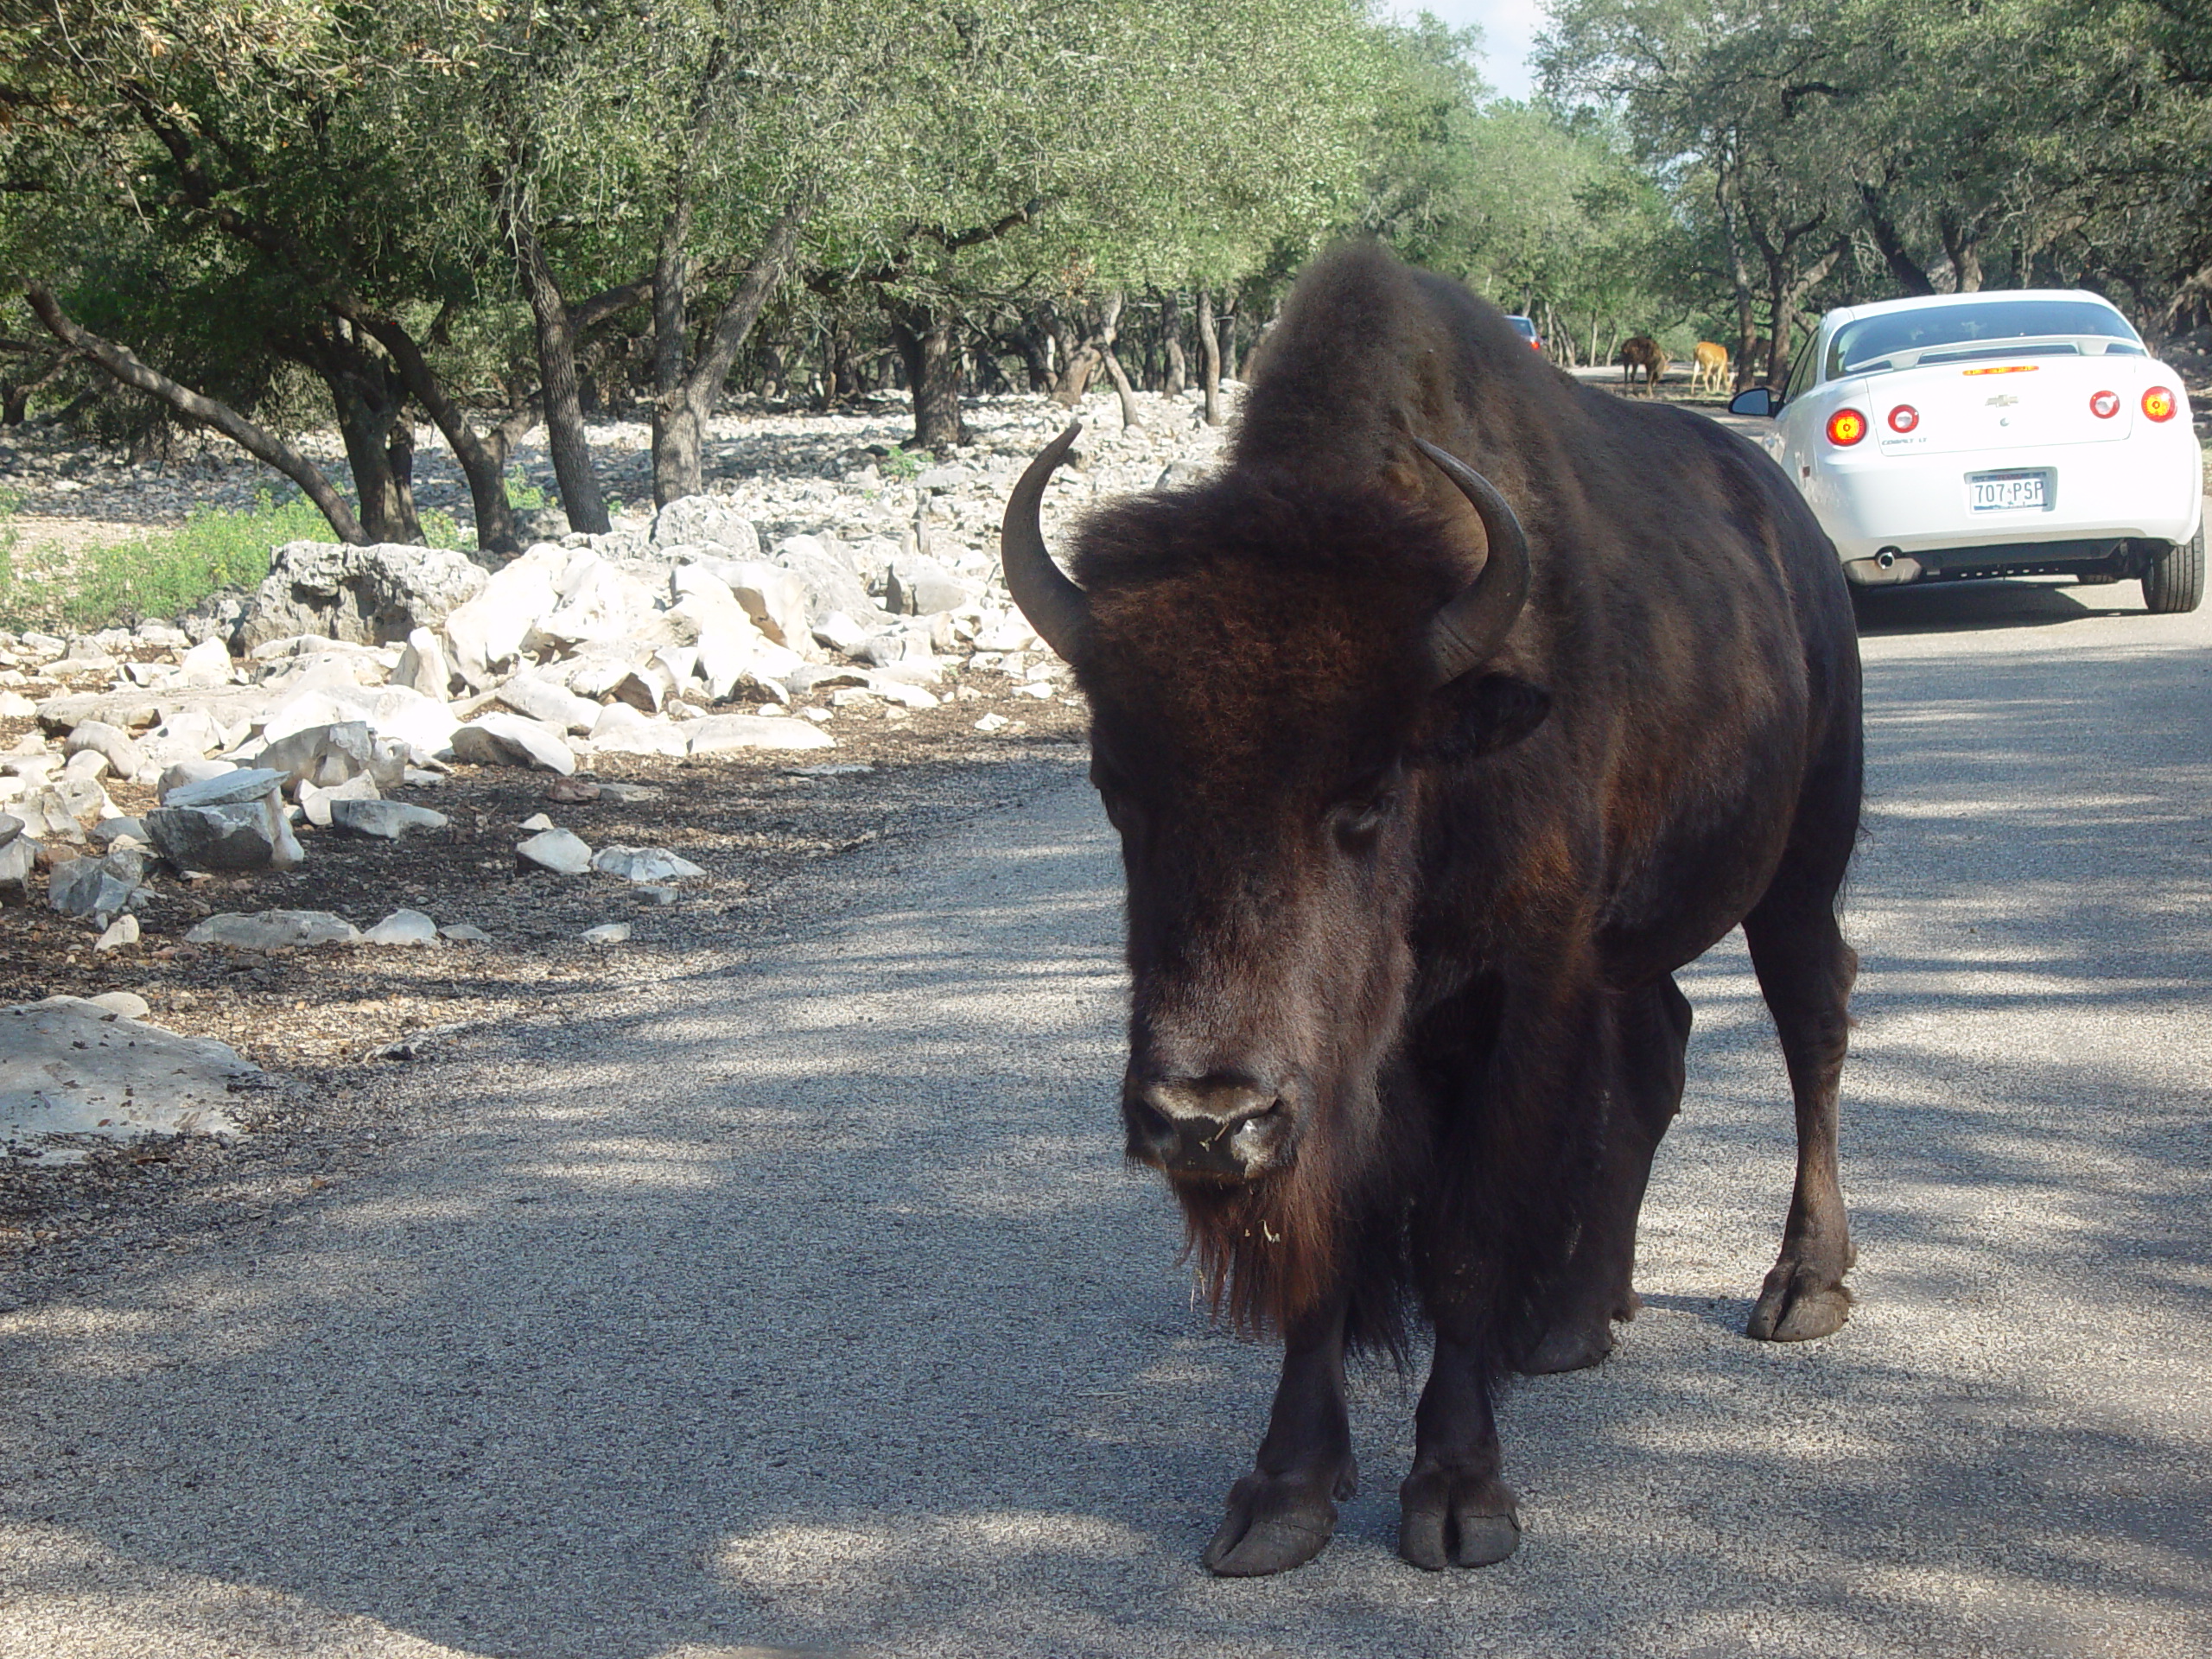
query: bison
1618 334 1669 394
998 244 1861 1576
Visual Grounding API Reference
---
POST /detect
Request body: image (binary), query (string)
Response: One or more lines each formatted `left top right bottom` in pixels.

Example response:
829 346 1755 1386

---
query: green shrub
421 506 470 550
0 488 17 616
38 491 331 630
505 467 549 512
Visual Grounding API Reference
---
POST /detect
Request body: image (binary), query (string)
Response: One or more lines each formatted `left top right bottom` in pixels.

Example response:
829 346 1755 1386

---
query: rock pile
0 391 1231 1154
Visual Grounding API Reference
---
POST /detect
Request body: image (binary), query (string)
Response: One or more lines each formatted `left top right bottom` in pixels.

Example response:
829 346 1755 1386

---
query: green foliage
0 489 17 615
26 492 326 631
1540 0 2212 371
1357 22 1670 359
504 467 549 512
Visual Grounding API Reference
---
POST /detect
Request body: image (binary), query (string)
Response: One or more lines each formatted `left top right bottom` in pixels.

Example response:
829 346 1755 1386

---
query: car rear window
1507 316 1536 339
1827 299 2141 378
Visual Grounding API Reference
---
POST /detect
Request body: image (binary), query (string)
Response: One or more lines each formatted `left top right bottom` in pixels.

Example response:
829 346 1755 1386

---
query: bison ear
1441 673 1551 757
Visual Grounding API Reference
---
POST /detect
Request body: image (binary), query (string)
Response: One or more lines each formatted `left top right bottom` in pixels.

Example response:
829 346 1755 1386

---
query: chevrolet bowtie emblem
1986 393 2019 407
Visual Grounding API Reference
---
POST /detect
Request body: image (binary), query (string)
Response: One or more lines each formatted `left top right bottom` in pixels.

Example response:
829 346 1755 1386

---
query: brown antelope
1689 341 1729 396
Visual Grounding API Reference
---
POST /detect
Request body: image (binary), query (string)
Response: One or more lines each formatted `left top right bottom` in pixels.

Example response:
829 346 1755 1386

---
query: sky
1389 0 1545 103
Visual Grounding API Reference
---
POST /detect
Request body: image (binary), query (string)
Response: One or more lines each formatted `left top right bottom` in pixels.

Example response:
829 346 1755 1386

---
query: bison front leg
1400 1325 1520 1569
1202 1299 1356 1576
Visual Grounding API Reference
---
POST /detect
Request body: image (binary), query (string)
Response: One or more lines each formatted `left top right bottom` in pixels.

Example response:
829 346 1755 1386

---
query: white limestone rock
328 798 448 841
240 540 487 652
391 626 453 700
64 721 143 779
589 702 690 757
440 543 567 690
494 674 602 735
186 910 360 950
592 845 706 884
363 908 440 946
451 713 576 775
298 773 379 829
652 495 760 556
1 996 251 1157
687 715 836 754
517 827 594 875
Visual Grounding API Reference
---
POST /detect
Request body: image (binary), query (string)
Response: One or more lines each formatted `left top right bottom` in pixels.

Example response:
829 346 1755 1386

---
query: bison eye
1090 764 1144 836
1332 791 1395 847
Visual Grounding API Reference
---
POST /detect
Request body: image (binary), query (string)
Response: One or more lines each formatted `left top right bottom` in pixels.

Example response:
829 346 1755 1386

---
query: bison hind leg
1743 838 1859 1343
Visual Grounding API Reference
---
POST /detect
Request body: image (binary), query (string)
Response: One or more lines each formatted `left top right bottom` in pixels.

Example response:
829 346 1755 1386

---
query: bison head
1001 424 1546 1330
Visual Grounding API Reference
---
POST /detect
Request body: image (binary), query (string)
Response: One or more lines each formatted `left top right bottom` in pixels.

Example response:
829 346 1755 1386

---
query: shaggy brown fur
1618 334 1669 394
1029 243 1862 1576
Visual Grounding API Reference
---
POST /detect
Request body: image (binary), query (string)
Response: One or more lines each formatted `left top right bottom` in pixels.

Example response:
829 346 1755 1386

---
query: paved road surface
5 575 2210 1658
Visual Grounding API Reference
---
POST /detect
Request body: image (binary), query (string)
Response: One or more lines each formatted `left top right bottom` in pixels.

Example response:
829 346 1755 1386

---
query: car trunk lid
1856 355 2145 458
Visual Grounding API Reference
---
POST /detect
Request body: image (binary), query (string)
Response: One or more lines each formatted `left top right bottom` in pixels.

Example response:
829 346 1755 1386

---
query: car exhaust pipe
1844 548 1922 587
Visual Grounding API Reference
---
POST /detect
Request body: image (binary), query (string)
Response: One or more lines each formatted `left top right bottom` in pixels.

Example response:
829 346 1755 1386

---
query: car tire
2142 526 2205 614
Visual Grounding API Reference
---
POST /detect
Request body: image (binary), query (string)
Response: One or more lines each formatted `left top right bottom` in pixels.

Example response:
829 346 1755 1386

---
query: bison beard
1001 244 1863 1577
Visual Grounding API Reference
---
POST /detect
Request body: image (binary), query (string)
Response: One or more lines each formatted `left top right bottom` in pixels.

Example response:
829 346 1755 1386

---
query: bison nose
1125 1078 1290 1181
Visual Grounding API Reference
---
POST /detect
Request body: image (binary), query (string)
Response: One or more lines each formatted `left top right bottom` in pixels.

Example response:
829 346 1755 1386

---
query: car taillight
2143 386 2177 422
1826 409 1868 446
1886 405 1918 433
2089 390 2120 419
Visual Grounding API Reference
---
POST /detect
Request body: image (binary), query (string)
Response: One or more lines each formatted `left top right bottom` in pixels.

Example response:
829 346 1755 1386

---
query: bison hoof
1514 1289 1639 1375
1398 1469 1521 1571
1202 1460 1354 1577
1745 1263 1852 1342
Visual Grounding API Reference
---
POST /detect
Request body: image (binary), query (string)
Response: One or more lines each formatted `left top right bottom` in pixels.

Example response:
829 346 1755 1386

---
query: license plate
1967 470 2047 512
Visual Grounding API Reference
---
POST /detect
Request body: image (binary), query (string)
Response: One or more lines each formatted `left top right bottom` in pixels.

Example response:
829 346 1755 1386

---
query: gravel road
4 569 2209 1659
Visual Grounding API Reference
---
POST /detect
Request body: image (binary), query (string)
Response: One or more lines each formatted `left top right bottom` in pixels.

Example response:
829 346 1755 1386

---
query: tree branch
23 282 365 543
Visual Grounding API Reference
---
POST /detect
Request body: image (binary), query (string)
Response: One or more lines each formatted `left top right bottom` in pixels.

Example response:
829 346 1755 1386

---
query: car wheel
2142 525 2205 614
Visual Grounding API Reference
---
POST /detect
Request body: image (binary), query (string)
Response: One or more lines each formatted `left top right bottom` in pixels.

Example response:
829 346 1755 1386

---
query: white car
1730 289 2204 612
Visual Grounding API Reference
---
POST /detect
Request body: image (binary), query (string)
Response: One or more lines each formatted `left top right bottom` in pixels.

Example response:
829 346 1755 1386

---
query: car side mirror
1729 387 1779 417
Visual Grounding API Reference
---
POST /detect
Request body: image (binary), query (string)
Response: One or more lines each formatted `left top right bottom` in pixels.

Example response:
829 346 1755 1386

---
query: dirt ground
0 646 1088 1291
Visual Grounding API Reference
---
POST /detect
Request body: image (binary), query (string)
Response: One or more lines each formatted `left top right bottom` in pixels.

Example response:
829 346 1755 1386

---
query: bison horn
1000 422 1092 664
1413 437 1534 687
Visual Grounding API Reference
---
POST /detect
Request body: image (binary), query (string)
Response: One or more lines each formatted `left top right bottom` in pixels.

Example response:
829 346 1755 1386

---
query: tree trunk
654 198 808 504
1008 326 1052 391
649 193 696 507
1160 291 1187 396
1765 238 1848 390
1197 290 1223 426
25 283 366 543
889 302 969 450
1217 303 1239 382
327 372 420 543
1 348 74 426
1050 302 1099 404
352 311 520 556
510 201 607 534
1715 165 1764 391
1940 212 1984 294
1097 291 1141 430
1857 183 1937 296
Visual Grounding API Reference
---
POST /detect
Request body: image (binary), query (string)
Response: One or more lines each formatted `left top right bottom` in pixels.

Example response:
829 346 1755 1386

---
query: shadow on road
1850 576 2145 634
